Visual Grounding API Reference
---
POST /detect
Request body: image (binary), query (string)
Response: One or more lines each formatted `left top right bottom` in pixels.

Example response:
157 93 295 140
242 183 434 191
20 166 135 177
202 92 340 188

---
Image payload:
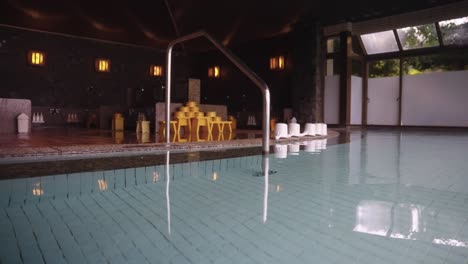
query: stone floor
0 127 337 163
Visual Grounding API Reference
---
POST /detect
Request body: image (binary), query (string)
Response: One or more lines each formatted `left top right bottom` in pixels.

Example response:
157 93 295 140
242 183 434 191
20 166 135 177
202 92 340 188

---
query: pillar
338 31 352 126
291 20 324 124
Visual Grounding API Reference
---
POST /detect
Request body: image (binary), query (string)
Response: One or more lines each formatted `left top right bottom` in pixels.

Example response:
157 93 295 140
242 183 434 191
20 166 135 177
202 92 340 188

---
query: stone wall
188 78 201 104
0 98 31 133
0 26 169 109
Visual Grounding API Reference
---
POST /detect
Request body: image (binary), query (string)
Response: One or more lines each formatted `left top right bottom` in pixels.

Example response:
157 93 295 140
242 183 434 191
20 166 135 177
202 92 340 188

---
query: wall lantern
269 55 284 70
95 59 110 72
208 66 220 78
150 65 163 77
29 51 45 66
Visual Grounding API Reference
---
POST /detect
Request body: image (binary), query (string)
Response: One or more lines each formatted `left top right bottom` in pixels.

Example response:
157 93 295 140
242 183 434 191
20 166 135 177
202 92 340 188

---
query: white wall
351 76 363 125
402 70 468 127
324 75 340 124
368 77 400 125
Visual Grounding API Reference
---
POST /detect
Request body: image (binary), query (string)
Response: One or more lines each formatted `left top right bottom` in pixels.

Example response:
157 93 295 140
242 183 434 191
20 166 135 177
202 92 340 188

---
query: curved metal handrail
165 30 271 154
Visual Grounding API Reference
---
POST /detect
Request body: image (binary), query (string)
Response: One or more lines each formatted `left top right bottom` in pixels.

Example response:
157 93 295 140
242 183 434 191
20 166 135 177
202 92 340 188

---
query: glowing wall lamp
208 66 220 78
29 51 45 66
269 55 284 70
150 65 163 77
95 59 110 72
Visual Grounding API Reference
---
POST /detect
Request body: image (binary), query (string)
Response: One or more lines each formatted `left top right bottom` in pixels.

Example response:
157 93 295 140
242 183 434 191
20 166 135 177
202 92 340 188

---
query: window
208 66 220 78
439 16 468 46
369 59 400 78
352 60 363 77
28 51 45 66
150 65 163 77
95 59 110 72
269 56 284 70
360 30 399 54
326 58 340 76
396 24 439 50
404 52 468 75
326 37 340 53
352 36 364 55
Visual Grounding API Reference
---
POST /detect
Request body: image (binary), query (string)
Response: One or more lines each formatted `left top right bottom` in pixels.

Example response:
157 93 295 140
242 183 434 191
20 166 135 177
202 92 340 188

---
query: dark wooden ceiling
0 0 464 49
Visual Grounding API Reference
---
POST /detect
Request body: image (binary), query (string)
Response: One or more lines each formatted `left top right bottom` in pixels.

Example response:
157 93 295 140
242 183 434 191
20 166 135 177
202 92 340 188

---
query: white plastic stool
302 123 316 136
288 123 301 137
275 123 289 140
274 144 288 159
315 123 322 135
17 113 29 134
288 143 300 155
320 123 327 136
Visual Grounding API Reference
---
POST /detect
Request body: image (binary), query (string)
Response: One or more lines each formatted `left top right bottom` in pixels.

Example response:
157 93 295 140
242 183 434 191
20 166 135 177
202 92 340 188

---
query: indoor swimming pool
0 131 467 264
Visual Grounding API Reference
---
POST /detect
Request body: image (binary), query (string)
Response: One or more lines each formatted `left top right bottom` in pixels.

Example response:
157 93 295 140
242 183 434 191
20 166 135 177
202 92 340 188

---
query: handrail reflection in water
163 151 269 236
166 150 171 235
263 155 269 223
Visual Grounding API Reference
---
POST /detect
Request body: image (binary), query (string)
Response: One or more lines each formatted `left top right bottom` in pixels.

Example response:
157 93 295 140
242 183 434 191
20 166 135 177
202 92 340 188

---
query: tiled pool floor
1 131 468 263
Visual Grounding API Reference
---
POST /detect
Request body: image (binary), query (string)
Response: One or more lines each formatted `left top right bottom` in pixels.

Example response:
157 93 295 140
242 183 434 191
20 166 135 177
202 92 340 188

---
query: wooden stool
159 121 177 141
209 117 223 141
175 117 191 140
220 121 233 134
191 116 211 141
141 121 150 133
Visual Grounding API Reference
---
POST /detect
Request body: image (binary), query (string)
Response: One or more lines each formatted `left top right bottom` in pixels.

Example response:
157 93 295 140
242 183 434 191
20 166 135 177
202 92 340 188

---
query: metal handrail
165 30 271 154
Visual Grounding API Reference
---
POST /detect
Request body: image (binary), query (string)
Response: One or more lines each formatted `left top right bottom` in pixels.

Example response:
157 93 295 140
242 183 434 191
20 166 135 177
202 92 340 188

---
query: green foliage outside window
404 52 468 75
369 59 400 78
369 52 468 78
397 24 439 50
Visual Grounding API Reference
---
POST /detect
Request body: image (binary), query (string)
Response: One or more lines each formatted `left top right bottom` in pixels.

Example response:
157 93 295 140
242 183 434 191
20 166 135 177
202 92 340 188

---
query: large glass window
369 59 400 78
396 24 439 50
326 37 340 53
352 60 363 77
439 16 468 46
326 58 340 76
361 30 399 55
352 36 364 55
404 51 468 75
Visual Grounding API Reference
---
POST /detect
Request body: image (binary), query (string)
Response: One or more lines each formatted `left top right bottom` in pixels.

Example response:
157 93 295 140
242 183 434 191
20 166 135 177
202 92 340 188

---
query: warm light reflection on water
98 179 108 191
153 171 160 183
32 183 44 196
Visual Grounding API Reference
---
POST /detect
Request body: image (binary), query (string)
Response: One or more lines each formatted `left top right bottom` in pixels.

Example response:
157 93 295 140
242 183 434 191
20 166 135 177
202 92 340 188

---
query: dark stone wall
189 27 324 127
190 35 294 127
0 25 324 129
0 26 173 109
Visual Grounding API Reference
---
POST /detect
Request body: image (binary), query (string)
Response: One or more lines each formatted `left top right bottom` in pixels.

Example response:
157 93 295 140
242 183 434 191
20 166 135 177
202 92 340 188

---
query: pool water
1 131 467 264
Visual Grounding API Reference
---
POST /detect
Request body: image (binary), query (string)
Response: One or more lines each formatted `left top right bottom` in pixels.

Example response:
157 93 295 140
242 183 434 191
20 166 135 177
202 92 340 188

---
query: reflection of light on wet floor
433 238 468 248
353 200 468 247
354 201 422 240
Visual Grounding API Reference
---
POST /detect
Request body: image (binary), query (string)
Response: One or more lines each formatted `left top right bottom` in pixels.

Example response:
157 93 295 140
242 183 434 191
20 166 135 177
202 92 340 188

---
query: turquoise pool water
1 131 468 263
